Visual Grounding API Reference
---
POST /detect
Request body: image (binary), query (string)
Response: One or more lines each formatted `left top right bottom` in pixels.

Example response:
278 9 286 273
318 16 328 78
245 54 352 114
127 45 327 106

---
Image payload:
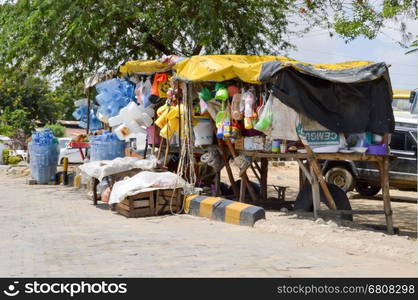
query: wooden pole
304 144 337 210
239 174 247 202
310 164 320 219
156 137 165 161
260 158 268 202
224 139 258 202
380 156 394 234
217 141 239 198
163 137 170 166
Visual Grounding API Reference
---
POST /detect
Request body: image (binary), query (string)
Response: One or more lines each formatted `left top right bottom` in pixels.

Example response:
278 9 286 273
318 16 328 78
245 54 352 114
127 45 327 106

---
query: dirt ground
222 161 417 238
0 164 417 277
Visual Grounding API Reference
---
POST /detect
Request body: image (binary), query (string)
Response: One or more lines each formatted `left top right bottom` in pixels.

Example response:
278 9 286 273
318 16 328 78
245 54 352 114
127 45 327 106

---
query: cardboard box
244 136 265 151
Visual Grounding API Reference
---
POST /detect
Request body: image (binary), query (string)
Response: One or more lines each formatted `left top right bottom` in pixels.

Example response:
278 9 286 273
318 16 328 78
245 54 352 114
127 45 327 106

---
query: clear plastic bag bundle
254 94 273 132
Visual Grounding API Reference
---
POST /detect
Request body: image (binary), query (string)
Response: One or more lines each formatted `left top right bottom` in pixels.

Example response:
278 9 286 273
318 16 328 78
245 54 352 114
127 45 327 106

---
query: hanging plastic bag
141 79 152 108
135 80 144 104
231 93 242 121
254 94 273 132
241 90 256 129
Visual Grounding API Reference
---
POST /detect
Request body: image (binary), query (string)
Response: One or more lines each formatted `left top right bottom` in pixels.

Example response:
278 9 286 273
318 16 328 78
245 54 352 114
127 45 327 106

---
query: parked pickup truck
322 91 417 196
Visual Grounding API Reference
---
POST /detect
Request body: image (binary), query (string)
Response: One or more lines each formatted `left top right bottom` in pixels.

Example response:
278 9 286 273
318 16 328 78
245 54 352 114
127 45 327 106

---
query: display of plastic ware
198 87 212 102
193 117 214 146
231 93 242 120
242 91 256 118
244 117 253 130
254 113 272 132
216 126 224 139
72 105 103 131
89 132 125 161
94 78 136 118
29 130 59 184
272 140 280 153
215 87 228 101
223 119 232 138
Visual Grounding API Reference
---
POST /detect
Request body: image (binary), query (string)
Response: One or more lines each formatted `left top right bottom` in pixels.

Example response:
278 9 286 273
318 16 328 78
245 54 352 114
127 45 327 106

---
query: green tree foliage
45 123 65 138
299 0 417 42
0 1 415 83
0 70 57 136
0 0 295 82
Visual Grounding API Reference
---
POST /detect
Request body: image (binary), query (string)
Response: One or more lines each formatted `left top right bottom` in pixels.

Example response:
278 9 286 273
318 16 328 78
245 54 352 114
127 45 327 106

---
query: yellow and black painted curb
185 195 265 227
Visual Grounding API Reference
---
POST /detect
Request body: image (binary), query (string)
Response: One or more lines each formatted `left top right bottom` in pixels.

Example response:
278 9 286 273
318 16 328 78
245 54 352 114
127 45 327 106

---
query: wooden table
238 151 396 234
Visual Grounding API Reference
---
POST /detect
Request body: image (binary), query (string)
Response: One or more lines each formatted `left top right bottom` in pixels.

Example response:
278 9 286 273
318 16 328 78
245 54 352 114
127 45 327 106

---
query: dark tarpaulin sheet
270 68 395 134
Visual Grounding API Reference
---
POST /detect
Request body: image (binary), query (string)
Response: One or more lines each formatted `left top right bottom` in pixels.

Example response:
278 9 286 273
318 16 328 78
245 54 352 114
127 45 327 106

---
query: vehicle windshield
58 139 70 148
392 97 411 111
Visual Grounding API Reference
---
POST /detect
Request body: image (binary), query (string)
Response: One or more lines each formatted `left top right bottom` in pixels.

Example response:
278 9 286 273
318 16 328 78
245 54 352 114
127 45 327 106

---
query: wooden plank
250 164 261 184
238 150 395 162
310 165 320 219
296 159 311 184
260 158 268 202
116 202 130 212
304 145 337 211
225 139 257 202
239 175 247 203
379 157 394 234
150 190 155 213
156 189 181 214
218 141 239 198
127 191 153 200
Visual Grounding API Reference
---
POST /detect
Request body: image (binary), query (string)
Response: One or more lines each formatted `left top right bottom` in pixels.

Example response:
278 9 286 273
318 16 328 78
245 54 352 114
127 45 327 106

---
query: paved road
0 176 416 277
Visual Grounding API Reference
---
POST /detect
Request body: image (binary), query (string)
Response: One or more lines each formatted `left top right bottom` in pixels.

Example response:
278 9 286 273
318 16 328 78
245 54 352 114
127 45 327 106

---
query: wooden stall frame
239 150 396 234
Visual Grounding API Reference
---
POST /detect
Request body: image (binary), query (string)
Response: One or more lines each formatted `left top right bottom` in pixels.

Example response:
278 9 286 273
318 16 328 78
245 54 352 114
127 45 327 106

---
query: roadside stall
75 55 396 233
168 55 396 233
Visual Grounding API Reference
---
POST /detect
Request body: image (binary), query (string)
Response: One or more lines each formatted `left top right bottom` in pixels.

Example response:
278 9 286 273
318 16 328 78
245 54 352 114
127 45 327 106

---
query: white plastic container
126 120 143 134
140 113 153 127
126 102 143 120
108 115 123 127
193 117 213 146
115 124 131 141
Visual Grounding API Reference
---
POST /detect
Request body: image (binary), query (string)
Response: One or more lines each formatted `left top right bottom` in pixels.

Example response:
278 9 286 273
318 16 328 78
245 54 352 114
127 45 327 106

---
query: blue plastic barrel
90 140 125 161
29 143 59 184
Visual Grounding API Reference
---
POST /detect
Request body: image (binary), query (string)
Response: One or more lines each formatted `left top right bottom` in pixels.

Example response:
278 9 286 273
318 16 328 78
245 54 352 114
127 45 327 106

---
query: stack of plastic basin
29 141 59 184
89 131 125 161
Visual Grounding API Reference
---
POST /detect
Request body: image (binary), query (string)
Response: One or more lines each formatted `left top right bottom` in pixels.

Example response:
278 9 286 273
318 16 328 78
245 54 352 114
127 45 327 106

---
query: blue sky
285 21 418 91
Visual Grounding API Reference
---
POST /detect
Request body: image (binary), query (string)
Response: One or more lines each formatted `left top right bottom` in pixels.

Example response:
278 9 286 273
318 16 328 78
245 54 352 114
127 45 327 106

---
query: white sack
109 171 186 204
78 156 157 181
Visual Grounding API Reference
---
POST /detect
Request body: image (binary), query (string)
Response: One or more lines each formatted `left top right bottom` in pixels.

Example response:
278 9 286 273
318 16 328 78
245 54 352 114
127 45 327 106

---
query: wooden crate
116 191 155 218
155 189 182 215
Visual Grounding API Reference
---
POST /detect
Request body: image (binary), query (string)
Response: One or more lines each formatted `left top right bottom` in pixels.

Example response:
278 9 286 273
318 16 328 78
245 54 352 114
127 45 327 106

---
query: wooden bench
267 184 289 202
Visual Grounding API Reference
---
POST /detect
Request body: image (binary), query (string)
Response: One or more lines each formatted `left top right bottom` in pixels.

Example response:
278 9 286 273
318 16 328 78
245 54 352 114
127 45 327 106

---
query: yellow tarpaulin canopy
119 60 171 76
173 55 375 84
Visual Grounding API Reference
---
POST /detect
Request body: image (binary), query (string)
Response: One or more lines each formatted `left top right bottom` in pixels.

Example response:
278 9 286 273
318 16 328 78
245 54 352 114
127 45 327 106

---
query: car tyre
355 182 381 197
325 167 355 192
294 183 353 221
